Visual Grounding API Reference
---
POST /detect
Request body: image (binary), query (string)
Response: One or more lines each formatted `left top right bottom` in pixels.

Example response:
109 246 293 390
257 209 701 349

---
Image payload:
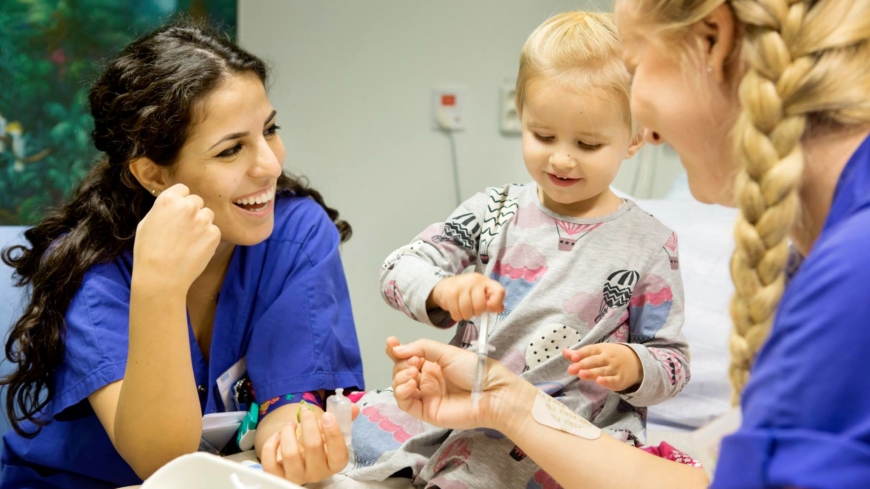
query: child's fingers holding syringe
484 281 505 313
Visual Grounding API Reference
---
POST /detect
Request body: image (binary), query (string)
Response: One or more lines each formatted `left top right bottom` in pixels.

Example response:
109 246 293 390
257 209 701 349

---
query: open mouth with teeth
232 186 275 212
548 173 581 187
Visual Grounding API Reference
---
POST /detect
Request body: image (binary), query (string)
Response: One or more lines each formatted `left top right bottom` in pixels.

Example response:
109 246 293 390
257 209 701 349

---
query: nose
549 151 576 171
643 128 664 146
250 138 283 179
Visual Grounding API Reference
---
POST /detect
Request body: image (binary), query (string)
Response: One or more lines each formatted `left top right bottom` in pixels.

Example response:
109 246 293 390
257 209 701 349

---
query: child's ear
128 157 171 195
625 131 645 159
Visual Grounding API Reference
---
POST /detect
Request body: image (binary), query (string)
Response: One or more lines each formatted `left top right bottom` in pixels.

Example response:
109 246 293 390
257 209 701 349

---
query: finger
164 183 190 197
471 285 488 317
596 376 625 391
206 224 222 247
187 193 205 210
351 403 360 421
299 409 329 480
578 366 613 380
578 355 609 370
394 365 420 387
279 421 305 480
392 364 421 395
567 363 582 376
486 282 505 313
260 432 284 478
562 348 580 362
458 290 475 320
444 293 462 322
393 373 418 400
321 412 350 473
576 344 601 360
392 352 423 379
394 378 424 419
385 336 402 363
392 338 465 365
392 358 414 379
198 206 215 224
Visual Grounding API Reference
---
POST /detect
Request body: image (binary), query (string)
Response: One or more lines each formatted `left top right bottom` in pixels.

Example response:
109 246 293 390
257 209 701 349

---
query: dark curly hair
1 19 351 437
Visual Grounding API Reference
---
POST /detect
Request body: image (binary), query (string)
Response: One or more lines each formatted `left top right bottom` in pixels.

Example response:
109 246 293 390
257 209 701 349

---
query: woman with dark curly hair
0 20 363 488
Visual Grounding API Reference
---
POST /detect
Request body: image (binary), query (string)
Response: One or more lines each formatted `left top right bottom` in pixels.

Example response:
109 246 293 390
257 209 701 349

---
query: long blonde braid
638 0 870 403
728 0 870 403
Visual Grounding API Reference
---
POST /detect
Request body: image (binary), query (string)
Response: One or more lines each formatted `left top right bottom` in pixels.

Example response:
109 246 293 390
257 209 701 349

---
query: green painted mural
0 0 237 224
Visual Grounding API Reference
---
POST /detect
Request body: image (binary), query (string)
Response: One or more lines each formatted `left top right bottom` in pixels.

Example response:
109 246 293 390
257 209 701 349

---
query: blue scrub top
0 194 365 488
713 134 870 489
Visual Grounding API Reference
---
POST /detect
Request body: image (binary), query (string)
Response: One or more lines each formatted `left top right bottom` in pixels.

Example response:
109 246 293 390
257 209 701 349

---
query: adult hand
386 336 532 432
133 184 221 289
260 406 358 485
427 273 505 321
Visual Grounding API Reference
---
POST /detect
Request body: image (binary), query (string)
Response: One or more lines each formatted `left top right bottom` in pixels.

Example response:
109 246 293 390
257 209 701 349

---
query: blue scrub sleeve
246 202 364 403
713 210 870 489
47 256 132 418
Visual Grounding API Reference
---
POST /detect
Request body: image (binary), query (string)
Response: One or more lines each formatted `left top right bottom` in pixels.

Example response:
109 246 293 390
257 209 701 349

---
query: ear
128 157 171 195
625 131 645 159
691 3 738 84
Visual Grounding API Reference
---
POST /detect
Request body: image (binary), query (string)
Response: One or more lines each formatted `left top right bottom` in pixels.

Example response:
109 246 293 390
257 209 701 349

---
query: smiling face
168 72 285 246
615 0 741 205
521 80 637 217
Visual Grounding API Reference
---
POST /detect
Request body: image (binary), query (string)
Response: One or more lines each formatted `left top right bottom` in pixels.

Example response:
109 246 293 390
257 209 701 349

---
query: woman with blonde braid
384 1 870 488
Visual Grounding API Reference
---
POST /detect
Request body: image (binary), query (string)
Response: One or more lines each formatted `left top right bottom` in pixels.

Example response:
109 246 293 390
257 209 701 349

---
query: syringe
471 313 493 409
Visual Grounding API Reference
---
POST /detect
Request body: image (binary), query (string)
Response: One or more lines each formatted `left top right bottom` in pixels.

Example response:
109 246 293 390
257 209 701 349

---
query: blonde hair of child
636 0 870 404
516 11 638 136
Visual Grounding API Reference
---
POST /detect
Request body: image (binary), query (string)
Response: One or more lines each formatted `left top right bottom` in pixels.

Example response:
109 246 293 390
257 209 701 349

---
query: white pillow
636 196 737 429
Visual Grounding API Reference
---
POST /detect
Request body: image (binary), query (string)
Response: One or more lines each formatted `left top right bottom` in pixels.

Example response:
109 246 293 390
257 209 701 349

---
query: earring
151 189 158 196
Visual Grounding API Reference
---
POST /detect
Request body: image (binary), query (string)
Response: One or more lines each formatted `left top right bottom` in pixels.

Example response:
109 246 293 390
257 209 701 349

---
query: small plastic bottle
326 388 353 460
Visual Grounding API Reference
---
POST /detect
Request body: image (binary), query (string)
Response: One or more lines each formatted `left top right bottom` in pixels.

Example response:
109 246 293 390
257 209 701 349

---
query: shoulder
464 183 530 210
621 200 677 248
269 193 339 247
781 206 870 322
75 252 134 301
717 208 870 489
492 182 535 203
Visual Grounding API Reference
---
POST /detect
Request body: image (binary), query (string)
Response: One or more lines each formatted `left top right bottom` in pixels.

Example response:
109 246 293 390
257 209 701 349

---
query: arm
90 283 200 478
379 196 487 327
620 235 690 406
89 185 220 479
388 337 708 489
570 235 690 405
246 200 364 483
501 383 707 489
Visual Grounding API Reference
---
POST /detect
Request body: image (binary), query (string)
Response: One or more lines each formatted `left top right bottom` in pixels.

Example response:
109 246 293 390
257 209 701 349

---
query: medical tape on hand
531 390 601 440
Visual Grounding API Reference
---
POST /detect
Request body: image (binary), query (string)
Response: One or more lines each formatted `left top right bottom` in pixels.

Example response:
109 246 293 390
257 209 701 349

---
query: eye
577 141 602 151
534 133 554 143
217 143 242 158
265 124 281 137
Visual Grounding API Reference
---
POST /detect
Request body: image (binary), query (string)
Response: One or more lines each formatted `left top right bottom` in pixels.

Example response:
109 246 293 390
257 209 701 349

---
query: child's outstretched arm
379 191 503 328
564 232 690 406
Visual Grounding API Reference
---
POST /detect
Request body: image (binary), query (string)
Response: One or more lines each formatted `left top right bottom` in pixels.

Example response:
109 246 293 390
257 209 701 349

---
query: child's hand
562 344 643 392
427 273 505 321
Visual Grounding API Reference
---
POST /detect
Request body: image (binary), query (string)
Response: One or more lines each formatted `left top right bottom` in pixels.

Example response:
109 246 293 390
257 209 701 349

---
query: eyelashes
533 133 602 151
217 144 242 158
216 124 281 159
